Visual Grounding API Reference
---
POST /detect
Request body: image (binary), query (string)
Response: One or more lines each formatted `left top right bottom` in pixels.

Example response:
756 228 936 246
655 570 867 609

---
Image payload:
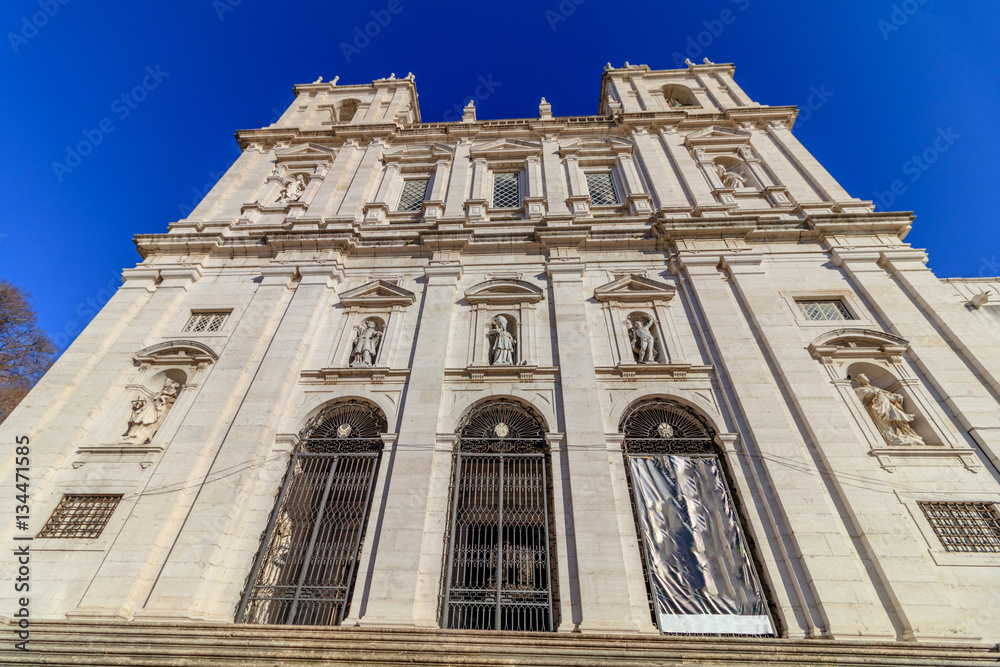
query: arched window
334 99 359 122
237 400 386 626
620 400 774 635
443 399 556 631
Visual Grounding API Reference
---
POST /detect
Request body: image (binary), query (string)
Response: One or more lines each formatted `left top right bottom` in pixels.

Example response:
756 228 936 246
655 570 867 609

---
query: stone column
541 237 649 633
359 234 468 627
614 150 654 216
721 253 970 642
679 252 897 639
363 160 400 224
423 158 450 221
833 247 1000 472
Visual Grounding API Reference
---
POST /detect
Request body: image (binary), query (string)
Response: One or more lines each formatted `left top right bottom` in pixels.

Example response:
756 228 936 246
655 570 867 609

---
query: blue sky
2 0 998 350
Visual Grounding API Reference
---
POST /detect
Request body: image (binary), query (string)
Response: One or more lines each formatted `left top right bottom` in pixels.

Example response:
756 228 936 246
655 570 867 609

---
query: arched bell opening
237 400 386 626
442 398 557 632
619 399 775 636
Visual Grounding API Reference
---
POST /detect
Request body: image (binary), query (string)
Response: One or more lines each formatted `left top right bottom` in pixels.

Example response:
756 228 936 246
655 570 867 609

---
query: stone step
1 621 997 666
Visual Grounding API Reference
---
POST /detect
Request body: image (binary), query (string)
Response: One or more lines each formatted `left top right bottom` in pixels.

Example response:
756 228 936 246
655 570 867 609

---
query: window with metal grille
491 172 521 209
620 401 774 636
182 311 229 333
919 502 1000 553
237 401 386 626
443 400 556 632
796 300 852 321
396 178 429 212
38 494 122 539
586 172 619 205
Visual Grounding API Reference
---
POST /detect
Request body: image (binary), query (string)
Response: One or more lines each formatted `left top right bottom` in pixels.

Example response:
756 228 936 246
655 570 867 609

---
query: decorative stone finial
313 76 323 84
538 97 552 119
406 72 414 80
605 62 614 71
330 75 339 86
462 99 476 122
685 58 695 67
703 57 715 65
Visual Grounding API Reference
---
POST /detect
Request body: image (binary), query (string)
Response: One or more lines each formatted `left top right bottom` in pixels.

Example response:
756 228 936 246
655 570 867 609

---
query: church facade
3 62 1000 665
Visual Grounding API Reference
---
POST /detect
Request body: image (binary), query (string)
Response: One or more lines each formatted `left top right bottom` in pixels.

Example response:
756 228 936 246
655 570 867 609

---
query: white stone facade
3 62 1000 660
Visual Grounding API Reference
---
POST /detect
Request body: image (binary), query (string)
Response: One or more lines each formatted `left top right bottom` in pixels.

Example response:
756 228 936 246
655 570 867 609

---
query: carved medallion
494 423 510 438
657 423 674 439
337 424 353 439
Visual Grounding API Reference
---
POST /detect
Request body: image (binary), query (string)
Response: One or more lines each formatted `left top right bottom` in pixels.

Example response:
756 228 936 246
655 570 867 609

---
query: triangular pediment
465 279 544 305
559 136 633 157
684 126 752 148
594 274 676 303
339 279 416 307
469 138 542 158
274 143 338 161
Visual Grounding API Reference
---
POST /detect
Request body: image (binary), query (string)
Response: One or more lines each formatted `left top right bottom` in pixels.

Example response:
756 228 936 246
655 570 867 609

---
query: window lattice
396 178 429 212
38 495 122 539
183 311 229 333
796 300 852 321
492 172 520 209
586 173 618 205
919 502 1000 553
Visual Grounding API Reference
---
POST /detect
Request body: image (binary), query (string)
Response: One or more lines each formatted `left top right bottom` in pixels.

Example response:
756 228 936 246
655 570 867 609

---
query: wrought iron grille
796 300 852 322
396 178 429 212
586 172 619 206
619 400 716 456
918 501 1000 553
237 402 386 626
444 400 555 631
38 494 122 539
491 172 520 209
183 311 229 333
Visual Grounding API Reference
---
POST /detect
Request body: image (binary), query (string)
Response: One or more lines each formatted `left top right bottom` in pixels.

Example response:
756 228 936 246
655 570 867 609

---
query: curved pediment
808 328 909 363
465 279 544 305
339 279 416 307
134 340 219 367
594 274 676 303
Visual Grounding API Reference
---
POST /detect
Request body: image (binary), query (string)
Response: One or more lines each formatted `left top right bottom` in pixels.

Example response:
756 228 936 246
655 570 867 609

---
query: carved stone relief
853 373 925 447
350 318 384 368
122 378 181 444
627 313 659 364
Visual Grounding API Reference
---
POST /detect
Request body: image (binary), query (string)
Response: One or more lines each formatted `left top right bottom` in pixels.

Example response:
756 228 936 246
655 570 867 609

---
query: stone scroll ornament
629 316 657 363
853 374 925 446
123 378 180 444
350 320 383 368
490 315 515 365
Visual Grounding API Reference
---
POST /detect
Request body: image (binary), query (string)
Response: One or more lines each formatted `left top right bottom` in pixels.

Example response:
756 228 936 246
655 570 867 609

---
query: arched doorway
620 399 774 635
237 400 386 626
442 399 556 631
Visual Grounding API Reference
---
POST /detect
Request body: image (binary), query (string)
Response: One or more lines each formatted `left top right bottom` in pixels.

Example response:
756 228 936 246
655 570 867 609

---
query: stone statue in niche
350 320 383 367
853 374 925 446
490 315 515 365
276 174 306 203
123 378 181 444
628 316 657 364
715 163 747 189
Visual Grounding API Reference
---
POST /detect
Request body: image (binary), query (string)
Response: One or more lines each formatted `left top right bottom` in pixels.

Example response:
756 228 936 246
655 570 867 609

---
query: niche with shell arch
348 316 387 368
487 313 518 366
846 361 936 448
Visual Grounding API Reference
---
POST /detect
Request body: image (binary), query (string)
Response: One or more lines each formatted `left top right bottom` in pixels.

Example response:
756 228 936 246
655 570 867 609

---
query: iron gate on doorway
443 400 556 632
237 402 385 626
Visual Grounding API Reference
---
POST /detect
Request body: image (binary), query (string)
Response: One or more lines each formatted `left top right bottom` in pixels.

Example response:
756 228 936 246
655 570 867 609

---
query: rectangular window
919 501 1000 553
586 172 619 205
38 494 122 539
183 311 229 333
491 172 521 209
796 299 852 321
396 178 429 212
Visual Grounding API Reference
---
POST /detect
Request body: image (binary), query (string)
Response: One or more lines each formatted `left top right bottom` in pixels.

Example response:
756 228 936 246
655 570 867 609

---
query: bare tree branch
0 280 56 423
